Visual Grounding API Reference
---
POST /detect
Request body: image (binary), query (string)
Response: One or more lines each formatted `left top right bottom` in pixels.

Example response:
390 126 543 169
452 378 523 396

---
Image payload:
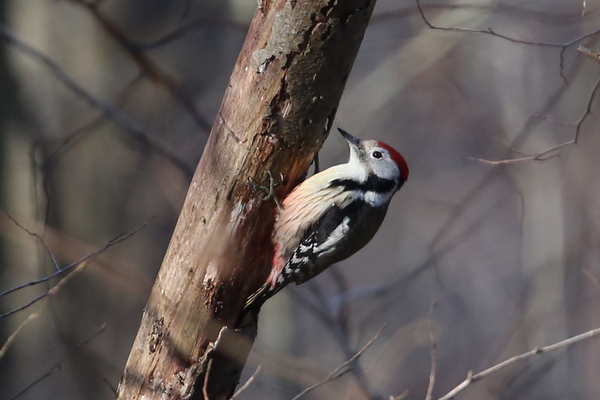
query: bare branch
354 25 582 329
2 208 60 270
0 255 80 300
0 293 49 320
416 0 600 49
577 45 600 63
295 280 380 397
360 191 515 328
582 268 600 290
290 324 386 400
102 378 118 396
531 114 576 127
7 323 107 400
72 0 213 134
38 72 146 176
230 366 261 400
203 359 213 400
0 23 195 179
0 218 152 319
437 327 600 400
415 0 600 82
467 76 600 165
425 301 438 400
40 116 107 171
389 390 409 400
373 3 597 25
134 18 249 50
0 312 40 360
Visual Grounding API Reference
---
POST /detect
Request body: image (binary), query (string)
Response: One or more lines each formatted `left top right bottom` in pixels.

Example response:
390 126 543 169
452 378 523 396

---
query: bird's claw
248 170 284 210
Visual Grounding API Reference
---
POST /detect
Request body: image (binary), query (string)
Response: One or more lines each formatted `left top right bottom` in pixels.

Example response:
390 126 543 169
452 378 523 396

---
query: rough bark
116 1 377 399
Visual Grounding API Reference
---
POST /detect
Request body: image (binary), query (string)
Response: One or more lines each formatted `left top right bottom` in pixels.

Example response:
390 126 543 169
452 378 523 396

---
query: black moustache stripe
329 175 400 194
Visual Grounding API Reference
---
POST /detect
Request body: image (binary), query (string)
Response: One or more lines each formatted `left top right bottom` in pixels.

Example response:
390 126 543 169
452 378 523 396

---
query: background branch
3 1 600 399
73 0 213 134
290 325 385 400
438 327 600 400
0 24 195 178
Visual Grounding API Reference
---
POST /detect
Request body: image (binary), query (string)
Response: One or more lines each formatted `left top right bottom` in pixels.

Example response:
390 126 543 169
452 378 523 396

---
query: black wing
282 201 366 285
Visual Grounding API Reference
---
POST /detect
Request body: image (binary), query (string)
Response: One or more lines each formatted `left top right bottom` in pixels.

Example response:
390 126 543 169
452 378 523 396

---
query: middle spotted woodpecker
245 128 409 311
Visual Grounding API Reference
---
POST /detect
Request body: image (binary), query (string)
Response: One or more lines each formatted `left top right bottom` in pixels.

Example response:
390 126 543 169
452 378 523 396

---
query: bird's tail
244 282 271 312
237 282 282 326
236 283 269 326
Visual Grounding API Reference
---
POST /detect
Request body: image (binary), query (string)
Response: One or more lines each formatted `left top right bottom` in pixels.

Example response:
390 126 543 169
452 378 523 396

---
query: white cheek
373 162 400 181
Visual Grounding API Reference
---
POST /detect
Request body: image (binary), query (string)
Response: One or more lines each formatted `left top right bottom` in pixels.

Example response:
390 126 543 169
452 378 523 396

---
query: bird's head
338 128 409 187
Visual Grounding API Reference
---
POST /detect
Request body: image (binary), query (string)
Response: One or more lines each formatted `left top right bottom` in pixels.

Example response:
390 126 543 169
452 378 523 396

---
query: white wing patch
314 216 351 257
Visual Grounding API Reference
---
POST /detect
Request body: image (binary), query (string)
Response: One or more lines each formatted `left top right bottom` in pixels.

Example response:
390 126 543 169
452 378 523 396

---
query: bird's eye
372 151 383 159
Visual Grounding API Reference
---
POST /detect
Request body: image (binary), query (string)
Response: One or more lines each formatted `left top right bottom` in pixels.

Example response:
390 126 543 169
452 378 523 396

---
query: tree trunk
116 1 377 399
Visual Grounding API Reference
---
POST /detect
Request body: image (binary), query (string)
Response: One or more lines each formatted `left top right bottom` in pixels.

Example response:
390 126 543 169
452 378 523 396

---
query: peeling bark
115 1 377 399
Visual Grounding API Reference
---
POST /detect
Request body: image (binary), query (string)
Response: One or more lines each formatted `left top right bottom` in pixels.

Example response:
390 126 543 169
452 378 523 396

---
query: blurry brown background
1 1 600 399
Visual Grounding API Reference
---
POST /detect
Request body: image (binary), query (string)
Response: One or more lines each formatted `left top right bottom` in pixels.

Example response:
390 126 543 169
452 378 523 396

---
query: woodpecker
245 128 409 312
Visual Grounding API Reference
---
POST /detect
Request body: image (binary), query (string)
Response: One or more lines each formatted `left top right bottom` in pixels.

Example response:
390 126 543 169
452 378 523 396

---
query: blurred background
1 0 600 399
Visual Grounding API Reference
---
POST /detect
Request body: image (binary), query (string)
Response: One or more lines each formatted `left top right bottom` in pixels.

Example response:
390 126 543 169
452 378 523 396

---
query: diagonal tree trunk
116 1 378 399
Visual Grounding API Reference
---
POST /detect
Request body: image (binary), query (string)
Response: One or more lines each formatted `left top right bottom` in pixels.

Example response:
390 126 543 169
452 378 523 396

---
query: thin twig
230 366 261 400
463 154 559 166
0 256 83 299
0 293 48 320
290 324 386 400
203 358 213 400
360 60 578 338
0 218 153 319
437 326 600 400
425 301 438 400
378 3 593 24
415 0 600 82
134 17 249 49
200 326 228 400
0 23 195 179
582 268 600 290
577 46 600 64
2 209 61 270
359 191 514 328
7 323 107 400
389 390 410 400
372 3 597 25
73 0 212 134
102 377 118 395
38 72 146 178
467 76 600 165
416 0 600 48
39 116 108 172
531 114 577 127
0 312 40 360
301 280 378 398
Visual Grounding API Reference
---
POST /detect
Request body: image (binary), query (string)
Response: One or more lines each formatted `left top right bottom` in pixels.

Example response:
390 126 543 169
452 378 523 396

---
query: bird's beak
338 128 360 147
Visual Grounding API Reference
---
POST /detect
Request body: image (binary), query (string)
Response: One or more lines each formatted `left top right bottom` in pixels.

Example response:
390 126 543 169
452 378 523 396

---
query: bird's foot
248 170 284 210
